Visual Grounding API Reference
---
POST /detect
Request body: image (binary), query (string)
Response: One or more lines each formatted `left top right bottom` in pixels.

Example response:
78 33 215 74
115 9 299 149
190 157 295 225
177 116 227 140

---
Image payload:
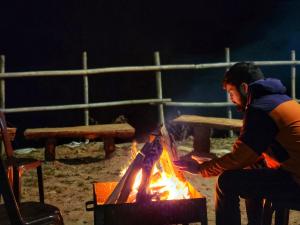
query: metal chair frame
0 153 64 225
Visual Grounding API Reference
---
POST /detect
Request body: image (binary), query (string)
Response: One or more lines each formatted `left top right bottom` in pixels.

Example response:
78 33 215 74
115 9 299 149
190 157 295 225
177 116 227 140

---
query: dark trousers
215 169 300 225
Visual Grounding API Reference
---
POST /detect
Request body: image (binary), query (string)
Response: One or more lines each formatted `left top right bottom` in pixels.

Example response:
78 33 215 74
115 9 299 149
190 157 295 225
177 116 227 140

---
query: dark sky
1 0 300 146
1 0 286 67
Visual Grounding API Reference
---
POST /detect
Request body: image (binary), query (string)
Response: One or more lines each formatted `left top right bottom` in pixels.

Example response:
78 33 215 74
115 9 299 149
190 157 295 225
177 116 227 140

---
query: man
174 62 300 225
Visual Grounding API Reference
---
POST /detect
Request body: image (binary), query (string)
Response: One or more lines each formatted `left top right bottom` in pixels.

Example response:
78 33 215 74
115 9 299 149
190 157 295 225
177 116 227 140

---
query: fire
123 141 190 202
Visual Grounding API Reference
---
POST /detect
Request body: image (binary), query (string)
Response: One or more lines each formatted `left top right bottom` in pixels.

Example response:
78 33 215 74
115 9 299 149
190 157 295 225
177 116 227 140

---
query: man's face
225 83 247 112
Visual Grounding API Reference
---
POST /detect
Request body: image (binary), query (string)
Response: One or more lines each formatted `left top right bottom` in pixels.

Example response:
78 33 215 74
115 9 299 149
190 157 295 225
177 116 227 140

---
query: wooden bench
173 115 242 153
24 123 135 161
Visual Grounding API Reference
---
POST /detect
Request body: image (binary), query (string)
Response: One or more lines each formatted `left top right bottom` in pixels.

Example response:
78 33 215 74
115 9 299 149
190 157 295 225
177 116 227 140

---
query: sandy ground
15 137 300 225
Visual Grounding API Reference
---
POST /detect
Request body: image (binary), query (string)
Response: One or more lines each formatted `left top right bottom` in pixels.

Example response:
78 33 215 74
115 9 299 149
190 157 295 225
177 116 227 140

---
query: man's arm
194 107 278 177
198 140 259 177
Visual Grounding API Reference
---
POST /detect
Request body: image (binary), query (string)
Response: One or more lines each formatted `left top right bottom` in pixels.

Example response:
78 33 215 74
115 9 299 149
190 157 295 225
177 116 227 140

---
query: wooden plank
24 123 135 140
173 115 242 131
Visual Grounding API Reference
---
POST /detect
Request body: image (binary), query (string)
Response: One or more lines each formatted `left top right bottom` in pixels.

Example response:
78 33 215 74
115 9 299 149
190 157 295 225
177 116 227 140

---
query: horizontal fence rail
3 99 172 113
0 61 300 79
0 49 298 126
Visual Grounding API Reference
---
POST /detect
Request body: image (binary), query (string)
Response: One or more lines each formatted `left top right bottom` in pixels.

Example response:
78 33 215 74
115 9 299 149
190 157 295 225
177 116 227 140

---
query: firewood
106 139 159 204
116 157 143 203
136 136 162 202
161 125 178 161
160 125 187 182
105 148 145 204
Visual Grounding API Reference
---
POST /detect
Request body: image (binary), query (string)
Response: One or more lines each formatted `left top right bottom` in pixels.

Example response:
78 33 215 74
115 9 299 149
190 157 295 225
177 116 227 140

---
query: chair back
0 154 24 224
0 111 14 158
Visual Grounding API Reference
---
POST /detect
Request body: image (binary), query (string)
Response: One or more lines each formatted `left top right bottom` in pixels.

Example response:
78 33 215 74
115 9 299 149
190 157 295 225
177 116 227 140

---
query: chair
262 197 300 225
0 111 44 204
0 153 64 225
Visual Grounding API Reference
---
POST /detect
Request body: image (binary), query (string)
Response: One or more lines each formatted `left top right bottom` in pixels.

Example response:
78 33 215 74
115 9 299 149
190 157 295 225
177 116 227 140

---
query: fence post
0 55 5 109
0 55 5 156
225 48 233 137
154 51 165 125
82 51 89 125
291 50 296 99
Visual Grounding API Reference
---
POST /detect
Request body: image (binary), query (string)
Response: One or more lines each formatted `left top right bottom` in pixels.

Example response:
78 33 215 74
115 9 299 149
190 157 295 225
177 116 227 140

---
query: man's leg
215 169 299 225
245 160 266 225
245 198 263 225
215 170 242 225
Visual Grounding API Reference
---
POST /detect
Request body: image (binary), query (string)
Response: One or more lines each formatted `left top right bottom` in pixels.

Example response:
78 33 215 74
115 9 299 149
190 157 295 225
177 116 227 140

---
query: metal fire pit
88 182 208 225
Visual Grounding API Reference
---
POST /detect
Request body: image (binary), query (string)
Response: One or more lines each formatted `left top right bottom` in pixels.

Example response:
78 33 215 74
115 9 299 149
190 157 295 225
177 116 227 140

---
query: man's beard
235 95 247 112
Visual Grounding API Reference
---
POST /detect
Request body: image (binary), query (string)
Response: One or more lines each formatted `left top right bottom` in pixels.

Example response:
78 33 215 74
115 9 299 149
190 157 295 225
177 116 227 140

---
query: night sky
1 0 300 147
1 0 284 66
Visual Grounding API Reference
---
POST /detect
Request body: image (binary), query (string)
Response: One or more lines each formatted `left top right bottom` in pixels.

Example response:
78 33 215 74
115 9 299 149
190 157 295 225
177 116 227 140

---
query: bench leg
275 208 289 225
37 165 44 203
13 166 20 204
45 138 57 161
104 138 115 158
193 126 211 153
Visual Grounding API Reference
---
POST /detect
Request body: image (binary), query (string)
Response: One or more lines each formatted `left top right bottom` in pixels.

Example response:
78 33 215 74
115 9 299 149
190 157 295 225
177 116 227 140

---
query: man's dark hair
223 62 264 88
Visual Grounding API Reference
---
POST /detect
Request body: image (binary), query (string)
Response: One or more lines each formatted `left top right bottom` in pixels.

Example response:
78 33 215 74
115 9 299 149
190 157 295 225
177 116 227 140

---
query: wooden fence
0 48 298 126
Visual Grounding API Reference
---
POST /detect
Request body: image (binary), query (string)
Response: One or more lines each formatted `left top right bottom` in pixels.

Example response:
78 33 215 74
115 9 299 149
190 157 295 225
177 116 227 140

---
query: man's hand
173 158 201 174
191 155 212 164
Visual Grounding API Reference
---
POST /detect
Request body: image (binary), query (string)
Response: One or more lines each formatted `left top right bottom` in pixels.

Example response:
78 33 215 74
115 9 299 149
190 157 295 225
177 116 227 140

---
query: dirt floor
16 137 300 225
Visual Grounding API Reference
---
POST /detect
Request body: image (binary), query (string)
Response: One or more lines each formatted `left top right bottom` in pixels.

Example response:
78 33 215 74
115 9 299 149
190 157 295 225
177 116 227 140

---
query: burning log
136 136 162 202
160 125 186 182
161 125 178 161
105 142 147 204
105 130 163 204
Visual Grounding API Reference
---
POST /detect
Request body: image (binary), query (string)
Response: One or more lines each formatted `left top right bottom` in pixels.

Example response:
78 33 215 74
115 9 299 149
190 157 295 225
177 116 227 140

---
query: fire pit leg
45 138 57 161
104 138 115 158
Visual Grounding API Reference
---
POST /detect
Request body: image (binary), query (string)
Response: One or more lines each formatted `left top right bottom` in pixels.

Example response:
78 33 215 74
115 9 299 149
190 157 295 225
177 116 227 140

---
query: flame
122 140 190 202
